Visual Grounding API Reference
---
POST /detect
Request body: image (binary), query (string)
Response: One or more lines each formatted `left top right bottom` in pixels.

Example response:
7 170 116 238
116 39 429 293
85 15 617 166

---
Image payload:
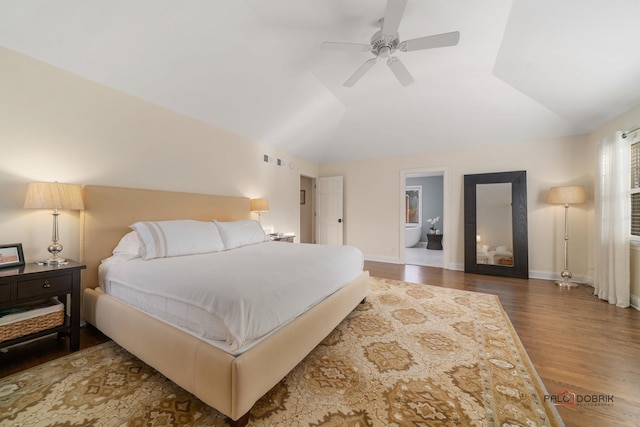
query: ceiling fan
321 0 460 87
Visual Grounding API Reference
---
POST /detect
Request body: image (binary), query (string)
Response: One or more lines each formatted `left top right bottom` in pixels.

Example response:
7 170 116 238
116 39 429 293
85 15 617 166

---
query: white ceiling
2 0 640 163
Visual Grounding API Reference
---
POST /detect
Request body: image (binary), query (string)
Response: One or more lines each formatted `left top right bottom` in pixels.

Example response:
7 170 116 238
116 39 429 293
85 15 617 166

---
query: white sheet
99 241 363 353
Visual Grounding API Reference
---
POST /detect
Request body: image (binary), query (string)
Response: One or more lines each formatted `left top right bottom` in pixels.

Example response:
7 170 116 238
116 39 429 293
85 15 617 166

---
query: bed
80 185 369 426
476 244 514 266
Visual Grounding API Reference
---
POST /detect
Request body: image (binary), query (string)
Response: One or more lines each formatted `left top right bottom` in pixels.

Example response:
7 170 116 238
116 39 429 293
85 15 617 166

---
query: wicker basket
0 299 64 343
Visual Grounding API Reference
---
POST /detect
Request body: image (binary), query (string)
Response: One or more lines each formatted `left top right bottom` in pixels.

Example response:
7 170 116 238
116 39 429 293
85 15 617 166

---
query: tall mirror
464 171 529 278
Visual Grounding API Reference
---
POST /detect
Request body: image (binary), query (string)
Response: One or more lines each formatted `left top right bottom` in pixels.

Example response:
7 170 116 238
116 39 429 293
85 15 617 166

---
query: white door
316 176 344 245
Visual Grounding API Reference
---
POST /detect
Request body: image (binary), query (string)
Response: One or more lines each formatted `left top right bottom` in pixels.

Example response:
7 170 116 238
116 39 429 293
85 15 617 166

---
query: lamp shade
24 182 84 210
547 185 586 205
250 198 269 212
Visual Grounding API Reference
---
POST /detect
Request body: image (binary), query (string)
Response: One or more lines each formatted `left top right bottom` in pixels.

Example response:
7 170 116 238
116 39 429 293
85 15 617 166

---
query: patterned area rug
0 277 563 426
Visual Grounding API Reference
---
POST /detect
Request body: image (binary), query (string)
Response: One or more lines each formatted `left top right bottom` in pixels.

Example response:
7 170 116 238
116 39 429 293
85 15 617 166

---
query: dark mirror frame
464 171 529 279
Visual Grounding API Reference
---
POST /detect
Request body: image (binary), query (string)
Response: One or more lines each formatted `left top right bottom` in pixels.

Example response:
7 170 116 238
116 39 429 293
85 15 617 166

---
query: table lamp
250 198 269 226
24 182 84 265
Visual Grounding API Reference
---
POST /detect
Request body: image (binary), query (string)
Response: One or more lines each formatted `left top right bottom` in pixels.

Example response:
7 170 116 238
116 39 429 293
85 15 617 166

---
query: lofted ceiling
1 0 640 163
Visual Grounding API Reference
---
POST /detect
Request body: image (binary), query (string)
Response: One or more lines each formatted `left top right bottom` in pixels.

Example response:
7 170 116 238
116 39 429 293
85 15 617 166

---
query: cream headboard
80 185 251 291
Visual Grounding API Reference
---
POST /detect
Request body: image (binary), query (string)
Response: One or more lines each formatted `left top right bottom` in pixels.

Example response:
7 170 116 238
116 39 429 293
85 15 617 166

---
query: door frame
400 167 449 268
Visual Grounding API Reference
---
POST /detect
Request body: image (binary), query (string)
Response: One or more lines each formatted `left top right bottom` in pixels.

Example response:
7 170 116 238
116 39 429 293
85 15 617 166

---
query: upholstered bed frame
79 185 369 426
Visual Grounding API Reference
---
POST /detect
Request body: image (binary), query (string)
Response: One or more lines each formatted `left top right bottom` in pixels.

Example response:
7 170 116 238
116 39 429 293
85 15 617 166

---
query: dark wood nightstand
0 260 85 351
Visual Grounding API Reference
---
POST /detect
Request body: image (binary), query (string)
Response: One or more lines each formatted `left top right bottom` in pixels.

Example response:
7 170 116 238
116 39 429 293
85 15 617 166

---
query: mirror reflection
405 186 421 224
476 183 514 267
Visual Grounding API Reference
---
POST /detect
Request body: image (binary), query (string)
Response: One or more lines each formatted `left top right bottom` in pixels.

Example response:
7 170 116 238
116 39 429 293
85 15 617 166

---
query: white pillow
112 231 142 258
213 219 267 250
131 220 225 260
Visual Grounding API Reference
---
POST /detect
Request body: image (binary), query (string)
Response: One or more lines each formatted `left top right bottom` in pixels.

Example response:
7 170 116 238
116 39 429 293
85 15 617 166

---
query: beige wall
319 135 593 282
0 46 317 262
320 102 640 306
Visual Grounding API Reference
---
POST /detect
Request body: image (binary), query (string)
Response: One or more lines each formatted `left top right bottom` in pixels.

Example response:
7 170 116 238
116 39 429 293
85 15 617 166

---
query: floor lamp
547 185 586 287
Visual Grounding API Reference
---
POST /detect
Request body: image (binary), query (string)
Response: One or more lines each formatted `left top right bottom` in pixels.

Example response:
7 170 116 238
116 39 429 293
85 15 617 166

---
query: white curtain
594 131 630 307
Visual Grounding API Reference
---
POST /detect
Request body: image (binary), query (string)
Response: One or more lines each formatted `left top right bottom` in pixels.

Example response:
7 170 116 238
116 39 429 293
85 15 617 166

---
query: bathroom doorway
402 169 446 268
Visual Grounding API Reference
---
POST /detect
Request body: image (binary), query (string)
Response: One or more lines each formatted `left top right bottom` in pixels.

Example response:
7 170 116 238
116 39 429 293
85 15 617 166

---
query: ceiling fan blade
321 42 371 52
387 56 414 86
399 31 460 52
381 0 408 37
344 58 377 87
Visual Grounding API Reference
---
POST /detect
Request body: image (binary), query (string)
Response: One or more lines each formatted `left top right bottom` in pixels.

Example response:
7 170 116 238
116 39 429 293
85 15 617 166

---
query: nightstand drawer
0 283 9 303
17 275 72 299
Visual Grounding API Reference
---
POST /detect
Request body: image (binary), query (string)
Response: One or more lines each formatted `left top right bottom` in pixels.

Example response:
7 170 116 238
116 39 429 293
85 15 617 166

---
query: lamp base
556 280 578 288
42 239 67 266
36 257 69 266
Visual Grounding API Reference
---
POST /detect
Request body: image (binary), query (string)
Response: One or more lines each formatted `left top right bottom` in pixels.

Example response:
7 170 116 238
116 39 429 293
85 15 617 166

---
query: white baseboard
364 254 401 264
528 270 555 281
529 270 594 286
448 262 464 271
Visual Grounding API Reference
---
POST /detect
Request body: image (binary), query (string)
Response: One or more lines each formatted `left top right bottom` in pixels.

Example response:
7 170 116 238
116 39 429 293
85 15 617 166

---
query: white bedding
99 241 363 354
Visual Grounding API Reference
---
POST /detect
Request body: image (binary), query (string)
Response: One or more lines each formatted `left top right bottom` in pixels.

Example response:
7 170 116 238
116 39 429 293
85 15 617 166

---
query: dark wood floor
1 262 639 426
0 323 109 377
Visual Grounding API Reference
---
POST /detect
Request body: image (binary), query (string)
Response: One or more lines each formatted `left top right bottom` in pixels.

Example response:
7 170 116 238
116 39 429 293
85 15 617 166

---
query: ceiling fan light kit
321 0 460 87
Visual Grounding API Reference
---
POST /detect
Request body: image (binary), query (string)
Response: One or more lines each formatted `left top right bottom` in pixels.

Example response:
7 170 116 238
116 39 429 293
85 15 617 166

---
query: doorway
401 169 446 268
299 175 314 243
299 175 345 245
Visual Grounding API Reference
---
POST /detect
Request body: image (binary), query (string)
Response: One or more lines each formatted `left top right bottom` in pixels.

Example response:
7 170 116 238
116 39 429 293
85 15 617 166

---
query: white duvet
99 241 363 353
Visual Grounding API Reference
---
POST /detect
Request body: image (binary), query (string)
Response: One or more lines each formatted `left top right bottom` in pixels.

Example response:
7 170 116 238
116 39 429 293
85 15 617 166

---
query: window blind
631 141 640 236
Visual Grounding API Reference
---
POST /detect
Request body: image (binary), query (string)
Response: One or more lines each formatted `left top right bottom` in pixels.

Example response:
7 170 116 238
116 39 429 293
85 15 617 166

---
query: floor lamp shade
547 186 586 205
24 182 84 265
547 185 586 287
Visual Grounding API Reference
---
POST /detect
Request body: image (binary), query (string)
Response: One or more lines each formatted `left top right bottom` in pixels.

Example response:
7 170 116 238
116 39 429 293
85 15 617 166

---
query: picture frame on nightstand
0 243 25 269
